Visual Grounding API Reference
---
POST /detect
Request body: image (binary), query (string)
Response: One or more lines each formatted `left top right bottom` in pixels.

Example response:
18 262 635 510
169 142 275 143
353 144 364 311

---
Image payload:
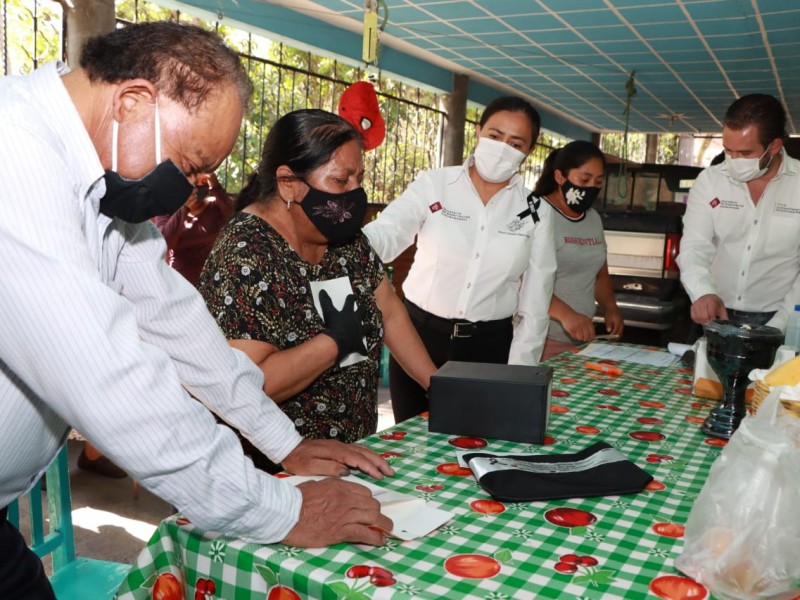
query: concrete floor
18 387 395 570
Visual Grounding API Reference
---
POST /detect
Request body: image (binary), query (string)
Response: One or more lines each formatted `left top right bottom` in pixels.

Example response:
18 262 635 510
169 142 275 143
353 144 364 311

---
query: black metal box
428 361 553 444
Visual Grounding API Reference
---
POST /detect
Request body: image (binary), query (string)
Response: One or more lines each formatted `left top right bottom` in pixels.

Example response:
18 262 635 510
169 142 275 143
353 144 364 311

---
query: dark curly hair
80 21 253 113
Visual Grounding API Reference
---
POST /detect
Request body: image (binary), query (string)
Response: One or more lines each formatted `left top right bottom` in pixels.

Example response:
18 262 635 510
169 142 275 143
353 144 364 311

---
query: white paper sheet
577 343 679 366
309 277 368 368
667 342 693 357
282 475 453 541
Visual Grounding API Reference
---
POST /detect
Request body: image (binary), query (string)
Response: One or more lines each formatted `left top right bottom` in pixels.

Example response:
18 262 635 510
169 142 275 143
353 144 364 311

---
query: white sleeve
767 271 800 332
0 128 301 543
509 201 557 365
116 222 302 461
676 169 720 302
363 171 431 262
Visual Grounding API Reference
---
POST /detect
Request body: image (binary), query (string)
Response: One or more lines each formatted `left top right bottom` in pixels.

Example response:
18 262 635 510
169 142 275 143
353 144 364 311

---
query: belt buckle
453 322 475 338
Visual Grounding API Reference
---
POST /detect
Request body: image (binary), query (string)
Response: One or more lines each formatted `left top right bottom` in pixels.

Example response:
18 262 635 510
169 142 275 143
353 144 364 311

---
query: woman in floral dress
198 109 436 472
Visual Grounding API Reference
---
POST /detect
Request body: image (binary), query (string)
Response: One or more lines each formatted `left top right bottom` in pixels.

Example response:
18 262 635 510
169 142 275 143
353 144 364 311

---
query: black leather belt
405 300 512 339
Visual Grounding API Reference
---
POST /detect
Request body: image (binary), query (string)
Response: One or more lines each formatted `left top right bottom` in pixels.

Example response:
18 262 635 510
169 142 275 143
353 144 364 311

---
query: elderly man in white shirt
678 93 800 334
0 21 392 599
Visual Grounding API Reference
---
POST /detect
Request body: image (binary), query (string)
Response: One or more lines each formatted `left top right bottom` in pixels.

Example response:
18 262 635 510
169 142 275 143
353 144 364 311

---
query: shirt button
754 220 758 225
467 283 472 289
481 226 485 231
741 271 745 275
747 245 751 250
475 253 480 258
738 296 742 301
459 311 464 316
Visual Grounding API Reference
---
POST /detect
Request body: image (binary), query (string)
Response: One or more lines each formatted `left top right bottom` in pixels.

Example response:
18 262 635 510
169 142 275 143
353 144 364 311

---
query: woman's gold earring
286 198 292 210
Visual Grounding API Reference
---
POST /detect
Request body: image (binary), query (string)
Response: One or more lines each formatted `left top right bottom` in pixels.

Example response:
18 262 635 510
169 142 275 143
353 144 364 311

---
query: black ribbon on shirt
517 192 541 223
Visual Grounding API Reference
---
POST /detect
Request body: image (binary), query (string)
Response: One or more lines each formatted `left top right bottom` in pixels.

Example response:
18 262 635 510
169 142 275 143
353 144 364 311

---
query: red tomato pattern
598 389 621 396
576 425 600 434
182 355 720 597
649 574 708 599
652 522 685 538
704 438 728 447
444 555 501 579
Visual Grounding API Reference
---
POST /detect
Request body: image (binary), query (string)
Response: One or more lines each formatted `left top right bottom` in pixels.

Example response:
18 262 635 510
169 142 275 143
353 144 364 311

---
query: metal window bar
1 4 563 202
1 0 62 77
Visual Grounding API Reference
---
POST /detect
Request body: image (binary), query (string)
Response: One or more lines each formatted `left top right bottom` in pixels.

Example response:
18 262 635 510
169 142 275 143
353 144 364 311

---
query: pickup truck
595 162 703 346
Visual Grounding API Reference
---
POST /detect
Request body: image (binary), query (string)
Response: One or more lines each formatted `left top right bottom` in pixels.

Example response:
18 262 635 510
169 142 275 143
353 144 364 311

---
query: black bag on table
463 442 653 503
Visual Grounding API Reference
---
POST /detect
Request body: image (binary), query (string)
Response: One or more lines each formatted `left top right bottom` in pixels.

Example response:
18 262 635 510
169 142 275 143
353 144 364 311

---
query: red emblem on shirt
709 197 720 208
429 202 442 213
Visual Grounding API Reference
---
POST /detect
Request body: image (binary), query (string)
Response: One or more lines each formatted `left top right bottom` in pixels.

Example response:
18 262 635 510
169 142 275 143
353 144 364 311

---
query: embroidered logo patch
507 218 524 232
429 202 442 213
709 197 720 208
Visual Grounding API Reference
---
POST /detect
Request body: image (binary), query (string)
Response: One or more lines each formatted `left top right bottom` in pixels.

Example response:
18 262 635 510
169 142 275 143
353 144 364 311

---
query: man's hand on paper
282 439 395 480
691 294 728 325
282 478 393 547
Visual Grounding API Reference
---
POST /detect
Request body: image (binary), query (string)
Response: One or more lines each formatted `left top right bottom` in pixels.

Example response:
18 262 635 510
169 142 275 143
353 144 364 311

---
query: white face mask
724 144 774 182
473 137 527 183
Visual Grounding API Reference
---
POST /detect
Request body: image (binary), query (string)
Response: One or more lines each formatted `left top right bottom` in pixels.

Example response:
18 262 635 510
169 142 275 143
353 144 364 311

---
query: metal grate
2 1 567 202
1 0 62 76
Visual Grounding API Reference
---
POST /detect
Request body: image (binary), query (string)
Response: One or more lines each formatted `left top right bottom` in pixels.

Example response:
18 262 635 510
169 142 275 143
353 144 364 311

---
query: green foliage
2 0 568 199
117 0 450 201
1 0 62 76
601 131 682 165
656 133 679 165
600 132 647 163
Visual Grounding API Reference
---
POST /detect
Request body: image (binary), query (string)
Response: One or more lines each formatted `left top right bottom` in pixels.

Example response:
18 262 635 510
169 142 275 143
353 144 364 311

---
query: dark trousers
389 301 513 423
0 507 56 600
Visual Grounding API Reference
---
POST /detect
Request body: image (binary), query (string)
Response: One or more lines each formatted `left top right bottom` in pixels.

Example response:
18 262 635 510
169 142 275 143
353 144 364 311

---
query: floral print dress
198 212 384 470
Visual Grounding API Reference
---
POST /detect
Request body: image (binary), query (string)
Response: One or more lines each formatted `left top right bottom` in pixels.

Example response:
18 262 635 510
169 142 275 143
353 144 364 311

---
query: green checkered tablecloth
116 350 720 599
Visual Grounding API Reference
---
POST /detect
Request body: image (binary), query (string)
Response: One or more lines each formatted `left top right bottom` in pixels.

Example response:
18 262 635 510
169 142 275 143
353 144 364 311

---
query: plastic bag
675 388 800 599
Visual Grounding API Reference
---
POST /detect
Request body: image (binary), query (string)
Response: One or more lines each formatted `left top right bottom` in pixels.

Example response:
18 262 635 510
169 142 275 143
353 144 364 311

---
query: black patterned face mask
561 180 600 214
299 184 368 245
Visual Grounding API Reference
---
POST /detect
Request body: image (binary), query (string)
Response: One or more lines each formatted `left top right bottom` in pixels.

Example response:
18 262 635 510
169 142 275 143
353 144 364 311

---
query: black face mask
100 160 194 223
561 180 600 214
299 184 368 246
98 98 194 223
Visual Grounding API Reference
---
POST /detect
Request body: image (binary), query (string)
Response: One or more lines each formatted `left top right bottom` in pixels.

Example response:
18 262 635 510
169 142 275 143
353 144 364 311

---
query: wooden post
441 73 469 167
62 0 115 69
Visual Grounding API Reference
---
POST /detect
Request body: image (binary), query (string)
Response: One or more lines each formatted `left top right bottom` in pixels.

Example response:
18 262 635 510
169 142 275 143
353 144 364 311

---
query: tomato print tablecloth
116 349 721 600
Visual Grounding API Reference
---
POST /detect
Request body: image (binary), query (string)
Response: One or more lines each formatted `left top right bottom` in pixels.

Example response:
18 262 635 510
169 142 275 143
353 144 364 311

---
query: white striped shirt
0 62 303 543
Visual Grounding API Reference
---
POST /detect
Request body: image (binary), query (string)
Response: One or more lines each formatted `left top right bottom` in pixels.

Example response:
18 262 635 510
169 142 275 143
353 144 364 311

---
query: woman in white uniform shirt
363 96 556 422
534 141 624 360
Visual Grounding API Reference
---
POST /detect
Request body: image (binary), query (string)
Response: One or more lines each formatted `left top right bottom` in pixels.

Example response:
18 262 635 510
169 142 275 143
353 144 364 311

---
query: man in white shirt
678 94 800 333
0 22 391 598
